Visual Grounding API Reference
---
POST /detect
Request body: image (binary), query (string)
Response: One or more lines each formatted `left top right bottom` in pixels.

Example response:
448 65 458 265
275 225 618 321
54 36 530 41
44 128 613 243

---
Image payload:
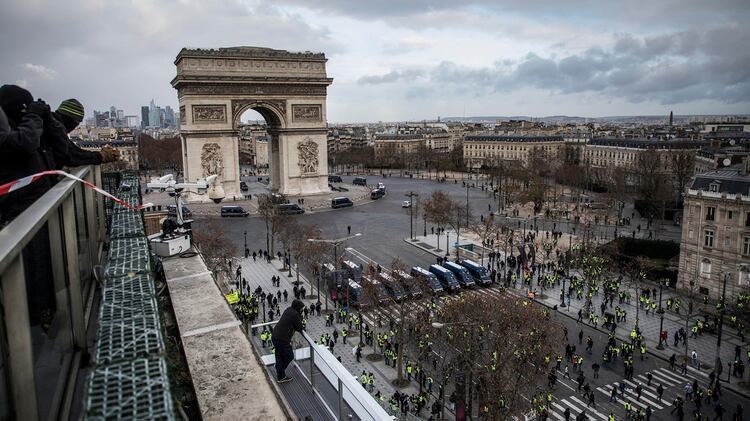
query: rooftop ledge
160 253 287 420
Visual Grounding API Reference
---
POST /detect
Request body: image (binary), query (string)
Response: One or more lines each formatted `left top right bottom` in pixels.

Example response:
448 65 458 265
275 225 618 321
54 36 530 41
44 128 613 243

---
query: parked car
361 276 390 305
220 205 250 217
353 177 367 186
328 175 343 183
331 197 353 209
402 201 412 208
275 203 305 215
370 189 385 200
240 181 249 191
270 193 287 204
167 204 192 219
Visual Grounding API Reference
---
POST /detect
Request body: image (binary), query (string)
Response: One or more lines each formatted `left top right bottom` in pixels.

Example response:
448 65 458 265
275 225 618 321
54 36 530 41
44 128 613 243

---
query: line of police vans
323 258 492 309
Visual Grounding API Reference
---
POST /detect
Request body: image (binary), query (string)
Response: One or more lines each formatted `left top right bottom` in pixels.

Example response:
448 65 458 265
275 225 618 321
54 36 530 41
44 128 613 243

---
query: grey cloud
358 69 424 84
0 0 343 114
360 26 750 106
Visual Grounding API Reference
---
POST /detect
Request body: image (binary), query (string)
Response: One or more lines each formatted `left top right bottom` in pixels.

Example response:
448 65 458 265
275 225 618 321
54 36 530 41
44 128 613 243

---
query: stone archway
172 46 333 200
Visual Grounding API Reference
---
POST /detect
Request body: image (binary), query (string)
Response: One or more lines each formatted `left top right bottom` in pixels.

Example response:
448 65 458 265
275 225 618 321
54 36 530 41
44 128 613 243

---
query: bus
379 272 406 302
460 259 492 286
429 264 461 293
393 270 422 299
443 261 475 288
410 266 444 295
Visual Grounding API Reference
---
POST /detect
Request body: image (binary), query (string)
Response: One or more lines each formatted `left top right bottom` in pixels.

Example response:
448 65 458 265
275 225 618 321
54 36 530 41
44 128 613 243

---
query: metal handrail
250 321 394 421
0 166 92 274
0 165 104 421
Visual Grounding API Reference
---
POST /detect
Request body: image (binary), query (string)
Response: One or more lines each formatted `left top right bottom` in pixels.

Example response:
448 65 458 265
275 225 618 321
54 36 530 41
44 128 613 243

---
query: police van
345 279 365 308
411 266 444 295
393 270 422 299
379 272 406 302
429 264 461 293
443 261 476 288
361 276 390 305
341 260 362 282
460 259 492 286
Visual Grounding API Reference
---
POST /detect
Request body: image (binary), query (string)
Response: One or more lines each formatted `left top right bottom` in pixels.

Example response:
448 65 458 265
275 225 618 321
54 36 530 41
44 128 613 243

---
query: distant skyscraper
141 106 149 128
164 105 175 127
669 111 673 127
148 100 162 128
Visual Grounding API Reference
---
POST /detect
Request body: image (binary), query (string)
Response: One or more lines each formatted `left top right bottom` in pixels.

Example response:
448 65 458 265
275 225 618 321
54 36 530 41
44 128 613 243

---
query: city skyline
1 0 748 122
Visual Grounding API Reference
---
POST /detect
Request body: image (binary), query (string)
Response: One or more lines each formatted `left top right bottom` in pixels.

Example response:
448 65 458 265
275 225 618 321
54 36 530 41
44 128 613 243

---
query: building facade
373 134 424 160
77 139 139 170
677 165 750 300
462 135 565 168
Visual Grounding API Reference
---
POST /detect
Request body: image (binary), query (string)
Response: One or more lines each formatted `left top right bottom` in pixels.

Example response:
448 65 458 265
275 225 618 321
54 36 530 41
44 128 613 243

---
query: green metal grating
106 238 151 277
113 195 143 214
109 211 145 239
85 357 175 420
102 273 155 299
95 299 163 364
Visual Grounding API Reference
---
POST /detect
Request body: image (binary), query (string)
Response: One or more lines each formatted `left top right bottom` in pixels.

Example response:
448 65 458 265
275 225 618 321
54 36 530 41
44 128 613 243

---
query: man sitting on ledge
272 299 305 383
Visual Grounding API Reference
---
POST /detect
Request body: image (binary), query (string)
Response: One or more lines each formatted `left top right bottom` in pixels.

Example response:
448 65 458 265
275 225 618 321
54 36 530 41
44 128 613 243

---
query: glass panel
0 288 12 419
73 184 92 295
24 218 74 420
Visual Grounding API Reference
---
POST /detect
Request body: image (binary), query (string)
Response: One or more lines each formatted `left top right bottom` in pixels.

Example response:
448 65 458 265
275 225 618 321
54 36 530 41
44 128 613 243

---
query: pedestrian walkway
236 256 424 415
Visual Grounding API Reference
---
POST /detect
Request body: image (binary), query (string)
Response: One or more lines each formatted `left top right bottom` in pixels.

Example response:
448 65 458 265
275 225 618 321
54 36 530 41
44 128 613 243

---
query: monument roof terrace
175 46 327 62
464 134 564 142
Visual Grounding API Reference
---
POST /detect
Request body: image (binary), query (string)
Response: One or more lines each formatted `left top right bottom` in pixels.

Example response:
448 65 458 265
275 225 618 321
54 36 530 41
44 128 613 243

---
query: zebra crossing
595 367 698 411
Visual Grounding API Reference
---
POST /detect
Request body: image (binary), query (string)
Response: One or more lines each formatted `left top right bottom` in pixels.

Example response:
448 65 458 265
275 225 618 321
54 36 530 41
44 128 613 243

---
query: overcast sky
1 0 748 122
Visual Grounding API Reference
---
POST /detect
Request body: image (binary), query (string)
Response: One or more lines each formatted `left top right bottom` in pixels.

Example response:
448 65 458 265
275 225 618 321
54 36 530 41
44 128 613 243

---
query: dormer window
708 182 719 192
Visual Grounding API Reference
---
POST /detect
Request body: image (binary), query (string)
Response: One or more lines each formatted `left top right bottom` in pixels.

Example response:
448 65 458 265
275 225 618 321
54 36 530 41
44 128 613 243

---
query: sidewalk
234 256 423 415
406 232 750 398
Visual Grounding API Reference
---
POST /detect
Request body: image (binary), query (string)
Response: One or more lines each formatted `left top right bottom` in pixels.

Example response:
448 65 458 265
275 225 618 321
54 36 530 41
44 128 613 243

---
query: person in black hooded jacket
0 84 54 224
272 299 305 382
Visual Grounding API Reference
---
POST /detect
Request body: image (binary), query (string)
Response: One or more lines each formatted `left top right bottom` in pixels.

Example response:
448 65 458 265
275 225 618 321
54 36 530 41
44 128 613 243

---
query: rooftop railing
251 320 394 421
0 165 106 420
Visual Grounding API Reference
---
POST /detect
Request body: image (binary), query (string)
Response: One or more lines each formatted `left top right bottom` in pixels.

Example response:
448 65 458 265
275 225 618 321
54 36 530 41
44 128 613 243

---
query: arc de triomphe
172 47 333 201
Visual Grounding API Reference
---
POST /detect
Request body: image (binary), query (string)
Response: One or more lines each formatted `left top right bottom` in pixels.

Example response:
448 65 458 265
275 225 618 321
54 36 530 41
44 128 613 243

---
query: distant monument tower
669 111 673 127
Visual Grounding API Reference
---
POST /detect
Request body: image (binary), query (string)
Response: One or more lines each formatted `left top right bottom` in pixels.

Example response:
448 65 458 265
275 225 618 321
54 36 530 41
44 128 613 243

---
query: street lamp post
243 231 247 254
657 280 666 350
466 183 470 227
406 192 419 240
308 233 363 313
715 272 729 379
287 248 293 277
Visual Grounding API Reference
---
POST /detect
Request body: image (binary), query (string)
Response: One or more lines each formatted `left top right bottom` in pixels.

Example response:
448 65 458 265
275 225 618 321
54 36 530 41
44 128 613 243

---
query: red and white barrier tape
0 170 152 211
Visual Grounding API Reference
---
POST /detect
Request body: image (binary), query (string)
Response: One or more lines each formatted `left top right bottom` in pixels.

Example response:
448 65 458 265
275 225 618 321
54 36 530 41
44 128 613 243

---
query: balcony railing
251 321 394 421
0 165 106 420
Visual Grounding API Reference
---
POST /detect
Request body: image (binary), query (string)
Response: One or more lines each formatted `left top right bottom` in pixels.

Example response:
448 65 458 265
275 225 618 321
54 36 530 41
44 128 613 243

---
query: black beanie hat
0 84 33 114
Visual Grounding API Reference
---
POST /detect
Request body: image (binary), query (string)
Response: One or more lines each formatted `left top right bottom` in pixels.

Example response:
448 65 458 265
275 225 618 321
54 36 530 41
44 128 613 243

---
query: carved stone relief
201 143 224 177
192 105 227 123
179 106 186 124
292 104 322 122
297 137 319 174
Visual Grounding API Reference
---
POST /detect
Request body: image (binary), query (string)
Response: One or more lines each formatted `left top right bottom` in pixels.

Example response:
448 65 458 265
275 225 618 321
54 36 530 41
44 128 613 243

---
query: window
727 210 734 220
744 237 750 256
704 230 715 248
700 258 712 276
706 207 715 221
740 266 750 286
709 183 719 192
746 212 750 227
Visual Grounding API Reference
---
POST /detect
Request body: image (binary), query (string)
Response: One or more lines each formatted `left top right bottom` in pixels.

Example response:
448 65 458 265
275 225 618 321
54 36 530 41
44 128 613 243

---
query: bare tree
257 194 286 256
670 151 696 201
468 216 502 266
412 293 562 420
192 220 238 278
521 176 548 214
424 190 454 251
